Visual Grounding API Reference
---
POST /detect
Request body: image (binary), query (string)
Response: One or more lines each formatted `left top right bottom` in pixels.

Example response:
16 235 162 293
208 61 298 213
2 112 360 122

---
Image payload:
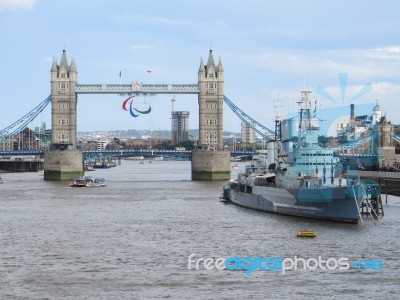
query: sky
1 0 400 136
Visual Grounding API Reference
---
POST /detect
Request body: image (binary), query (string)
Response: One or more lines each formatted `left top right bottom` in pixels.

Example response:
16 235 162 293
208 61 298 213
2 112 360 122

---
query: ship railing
360 185 383 224
352 186 364 225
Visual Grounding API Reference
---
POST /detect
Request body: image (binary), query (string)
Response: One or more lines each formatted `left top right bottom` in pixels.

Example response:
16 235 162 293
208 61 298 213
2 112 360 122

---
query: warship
221 91 381 223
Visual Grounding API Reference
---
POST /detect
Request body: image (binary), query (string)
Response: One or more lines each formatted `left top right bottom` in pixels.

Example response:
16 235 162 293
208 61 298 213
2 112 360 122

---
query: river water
1 160 399 299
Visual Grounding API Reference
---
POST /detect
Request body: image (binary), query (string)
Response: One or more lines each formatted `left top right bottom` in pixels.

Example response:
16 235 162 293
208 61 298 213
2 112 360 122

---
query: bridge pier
191 150 230 180
379 147 395 168
44 150 83 181
0 159 44 172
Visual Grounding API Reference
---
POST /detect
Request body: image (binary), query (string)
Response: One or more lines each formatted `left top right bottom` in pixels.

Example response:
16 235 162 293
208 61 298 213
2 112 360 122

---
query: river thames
1 160 399 299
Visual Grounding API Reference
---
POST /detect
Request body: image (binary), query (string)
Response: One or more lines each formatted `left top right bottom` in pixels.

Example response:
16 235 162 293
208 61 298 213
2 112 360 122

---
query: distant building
34 122 52 150
372 101 383 126
96 140 109 151
337 102 383 143
241 122 256 145
171 111 190 145
0 127 39 151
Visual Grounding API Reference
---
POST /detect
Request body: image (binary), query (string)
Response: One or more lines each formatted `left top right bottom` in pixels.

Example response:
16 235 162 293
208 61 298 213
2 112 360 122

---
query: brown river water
1 160 399 299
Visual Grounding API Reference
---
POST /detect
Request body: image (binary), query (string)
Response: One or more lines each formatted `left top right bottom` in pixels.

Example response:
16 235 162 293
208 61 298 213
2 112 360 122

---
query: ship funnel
350 104 355 121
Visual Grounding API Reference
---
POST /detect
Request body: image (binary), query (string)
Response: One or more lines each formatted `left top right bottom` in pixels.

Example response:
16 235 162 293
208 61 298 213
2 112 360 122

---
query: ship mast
297 90 312 141
274 93 284 142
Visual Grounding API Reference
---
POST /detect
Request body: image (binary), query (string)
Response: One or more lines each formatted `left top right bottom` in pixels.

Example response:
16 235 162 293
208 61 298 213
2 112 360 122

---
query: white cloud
222 45 400 130
113 14 191 27
130 41 164 51
0 0 35 12
228 47 400 83
371 46 400 53
130 44 156 50
111 13 226 35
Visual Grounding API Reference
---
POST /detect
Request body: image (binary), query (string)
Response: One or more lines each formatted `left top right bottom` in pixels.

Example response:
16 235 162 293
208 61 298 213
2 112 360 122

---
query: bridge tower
44 49 83 180
191 49 230 180
378 115 395 168
198 49 224 150
50 49 78 149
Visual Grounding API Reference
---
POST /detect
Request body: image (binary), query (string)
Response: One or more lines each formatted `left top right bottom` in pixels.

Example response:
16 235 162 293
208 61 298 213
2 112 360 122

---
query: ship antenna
313 98 318 117
297 96 303 139
274 93 284 142
298 90 313 140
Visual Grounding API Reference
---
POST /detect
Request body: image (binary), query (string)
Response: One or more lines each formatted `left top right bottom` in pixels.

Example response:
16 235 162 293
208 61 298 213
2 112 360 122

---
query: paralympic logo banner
187 253 384 275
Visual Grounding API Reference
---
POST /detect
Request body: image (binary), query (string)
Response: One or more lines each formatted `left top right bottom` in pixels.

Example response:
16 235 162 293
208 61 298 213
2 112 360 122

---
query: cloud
111 13 226 35
130 44 156 50
130 41 165 51
223 45 400 131
371 46 400 53
228 47 400 83
0 0 35 12
113 14 190 27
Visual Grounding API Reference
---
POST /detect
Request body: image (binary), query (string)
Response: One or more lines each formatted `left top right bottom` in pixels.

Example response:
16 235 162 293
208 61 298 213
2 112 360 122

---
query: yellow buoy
297 229 316 238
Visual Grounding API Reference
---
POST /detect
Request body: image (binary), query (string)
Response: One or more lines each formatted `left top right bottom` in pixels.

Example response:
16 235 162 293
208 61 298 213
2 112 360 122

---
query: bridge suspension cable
332 133 378 151
392 133 400 144
0 95 51 143
223 95 276 141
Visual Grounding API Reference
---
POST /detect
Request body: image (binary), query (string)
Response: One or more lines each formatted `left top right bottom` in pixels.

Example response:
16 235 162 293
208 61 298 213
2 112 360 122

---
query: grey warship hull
225 183 365 224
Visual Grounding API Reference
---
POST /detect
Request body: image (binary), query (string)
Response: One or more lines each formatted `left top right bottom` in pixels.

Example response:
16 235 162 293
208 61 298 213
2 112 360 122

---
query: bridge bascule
1 48 400 179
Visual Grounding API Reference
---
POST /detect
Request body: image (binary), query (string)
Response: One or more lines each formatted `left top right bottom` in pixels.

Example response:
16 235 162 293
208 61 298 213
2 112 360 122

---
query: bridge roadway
0 150 255 160
0 150 384 160
337 153 377 158
349 170 400 180
75 83 200 95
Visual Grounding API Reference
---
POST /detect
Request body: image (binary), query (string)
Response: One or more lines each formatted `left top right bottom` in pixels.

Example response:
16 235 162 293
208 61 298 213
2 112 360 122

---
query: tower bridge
0 47 277 181
44 48 229 180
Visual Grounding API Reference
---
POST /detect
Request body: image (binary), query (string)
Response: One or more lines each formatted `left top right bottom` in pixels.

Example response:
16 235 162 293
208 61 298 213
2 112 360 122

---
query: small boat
85 165 96 171
296 230 316 238
231 156 242 162
125 156 144 160
70 176 106 187
94 162 111 169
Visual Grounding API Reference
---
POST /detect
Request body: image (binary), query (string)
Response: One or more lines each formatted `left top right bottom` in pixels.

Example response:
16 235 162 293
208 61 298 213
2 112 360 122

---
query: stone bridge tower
50 49 78 149
44 49 83 180
378 115 395 167
191 49 230 180
198 49 224 150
